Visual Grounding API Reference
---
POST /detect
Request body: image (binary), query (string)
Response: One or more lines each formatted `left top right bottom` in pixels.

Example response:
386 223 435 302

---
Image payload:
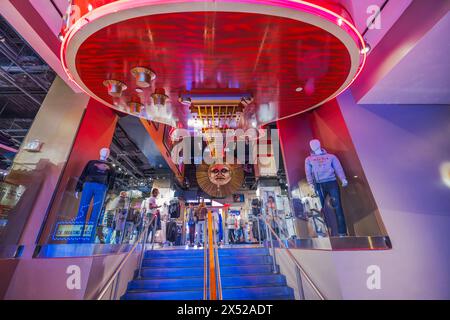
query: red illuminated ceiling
62 1 366 128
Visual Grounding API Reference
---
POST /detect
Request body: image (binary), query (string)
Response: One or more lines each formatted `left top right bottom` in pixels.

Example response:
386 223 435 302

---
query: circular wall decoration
196 162 244 198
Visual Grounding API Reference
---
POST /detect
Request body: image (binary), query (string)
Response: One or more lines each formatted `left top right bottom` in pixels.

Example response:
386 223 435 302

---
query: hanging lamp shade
131 67 156 88
103 80 127 97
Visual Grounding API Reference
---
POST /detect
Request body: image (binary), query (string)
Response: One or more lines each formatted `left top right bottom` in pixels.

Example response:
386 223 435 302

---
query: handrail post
203 220 208 300
267 217 278 274
257 215 262 246
207 210 217 300
111 270 121 300
151 214 157 251
295 265 306 300
212 214 223 300
96 215 155 300
137 221 150 279
261 218 326 300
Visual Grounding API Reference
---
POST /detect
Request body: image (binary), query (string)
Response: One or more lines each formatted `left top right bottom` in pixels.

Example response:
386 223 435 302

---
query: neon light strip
60 0 366 121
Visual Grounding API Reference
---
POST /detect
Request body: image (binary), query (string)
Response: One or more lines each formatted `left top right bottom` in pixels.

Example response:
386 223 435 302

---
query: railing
96 214 156 300
261 216 326 300
211 211 223 300
203 208 223 300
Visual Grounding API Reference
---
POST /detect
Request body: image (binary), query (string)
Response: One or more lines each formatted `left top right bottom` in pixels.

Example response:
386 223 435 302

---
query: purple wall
334 91 450 298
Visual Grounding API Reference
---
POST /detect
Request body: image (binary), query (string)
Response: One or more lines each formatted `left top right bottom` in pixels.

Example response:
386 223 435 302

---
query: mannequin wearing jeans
195 202 207 246
305 139 348 236
74 147 115 242
187 203 196 246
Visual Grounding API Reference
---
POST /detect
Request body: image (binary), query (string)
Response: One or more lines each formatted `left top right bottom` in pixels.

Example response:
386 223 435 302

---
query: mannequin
304 139 348 236
74 147 115 242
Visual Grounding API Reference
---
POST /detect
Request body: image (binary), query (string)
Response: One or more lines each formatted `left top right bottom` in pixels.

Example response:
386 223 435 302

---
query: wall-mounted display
196 162 244 198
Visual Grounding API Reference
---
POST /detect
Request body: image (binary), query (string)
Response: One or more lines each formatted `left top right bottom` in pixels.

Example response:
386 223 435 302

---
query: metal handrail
212 213 223 300
203 220 208 300
262 217 326 300
206 210 217 300
138 214 157 278
96 214 156 300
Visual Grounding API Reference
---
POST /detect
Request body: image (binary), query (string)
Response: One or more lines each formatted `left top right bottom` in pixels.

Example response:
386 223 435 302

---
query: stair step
142 255 272 267
145 247 268 259
128 274 287 291
123 247 294 300
122 285 294 300
222 286 295 300
141 264 274 278
122 290 203 300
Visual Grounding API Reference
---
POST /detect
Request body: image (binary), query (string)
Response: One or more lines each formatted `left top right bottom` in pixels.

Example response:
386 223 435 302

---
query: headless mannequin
305 139 348 236
75 148 110 199
73 147 115 242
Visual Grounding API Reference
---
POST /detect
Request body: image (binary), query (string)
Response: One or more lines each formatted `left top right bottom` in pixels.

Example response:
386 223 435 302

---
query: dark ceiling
0 15 171 189
0 15 56 169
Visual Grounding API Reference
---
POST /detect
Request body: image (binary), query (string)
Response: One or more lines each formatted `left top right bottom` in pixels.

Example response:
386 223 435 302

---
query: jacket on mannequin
75 160 115 192
305 148 346 185
73 149 115 242
304 140 348 236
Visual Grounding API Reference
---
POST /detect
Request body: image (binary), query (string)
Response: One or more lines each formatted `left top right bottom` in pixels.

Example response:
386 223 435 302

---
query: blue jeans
195 221 205 244
75 182 108 242
315 180 347 235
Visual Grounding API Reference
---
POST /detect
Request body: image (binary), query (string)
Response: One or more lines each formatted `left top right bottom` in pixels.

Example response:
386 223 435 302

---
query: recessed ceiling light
295 87 303 92
135 88 143 93
88 4 93 12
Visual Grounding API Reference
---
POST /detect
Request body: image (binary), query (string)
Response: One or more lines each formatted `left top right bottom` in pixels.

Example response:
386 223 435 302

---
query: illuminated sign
53 222 94 241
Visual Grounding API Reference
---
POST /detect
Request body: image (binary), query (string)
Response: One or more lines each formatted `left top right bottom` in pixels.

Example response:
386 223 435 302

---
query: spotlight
360 39 371 54
152 88 169 108
88 4 93 11
128 102 143 114
131 67 156 88
337 18 343 26
103 80 127 97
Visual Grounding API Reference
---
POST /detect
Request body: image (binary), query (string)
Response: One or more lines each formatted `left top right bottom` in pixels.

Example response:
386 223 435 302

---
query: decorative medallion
196 162 244 198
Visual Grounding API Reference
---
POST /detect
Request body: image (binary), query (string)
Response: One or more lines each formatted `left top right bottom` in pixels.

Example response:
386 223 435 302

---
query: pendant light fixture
151 87 169 108
103 80 127 97
131 67 156 88
128 102 143 114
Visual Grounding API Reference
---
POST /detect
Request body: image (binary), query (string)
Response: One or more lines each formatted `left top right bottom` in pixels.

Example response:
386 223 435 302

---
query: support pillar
0 77 89 251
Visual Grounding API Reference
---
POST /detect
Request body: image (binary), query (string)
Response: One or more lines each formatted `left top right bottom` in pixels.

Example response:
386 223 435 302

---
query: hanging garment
168 199 181 218
166 221 178 242
218 213 223 242
175 224 183 245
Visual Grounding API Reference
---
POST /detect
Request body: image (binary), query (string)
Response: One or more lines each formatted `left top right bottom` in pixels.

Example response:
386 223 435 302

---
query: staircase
121 247 294 300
